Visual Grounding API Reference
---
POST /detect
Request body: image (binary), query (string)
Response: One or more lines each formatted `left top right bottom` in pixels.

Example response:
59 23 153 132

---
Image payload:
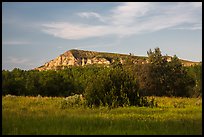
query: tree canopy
2 47 201 107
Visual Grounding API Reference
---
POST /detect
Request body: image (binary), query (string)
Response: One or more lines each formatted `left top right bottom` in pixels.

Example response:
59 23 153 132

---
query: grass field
2 95 202 135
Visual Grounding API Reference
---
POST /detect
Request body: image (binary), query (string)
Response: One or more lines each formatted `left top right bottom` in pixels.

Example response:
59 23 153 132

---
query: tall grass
2 95 202 135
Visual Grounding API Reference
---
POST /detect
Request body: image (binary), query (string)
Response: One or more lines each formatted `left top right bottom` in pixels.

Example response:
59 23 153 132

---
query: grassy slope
36 49 200 70
69 49 200 65
2 96 202 135
70 49 147 60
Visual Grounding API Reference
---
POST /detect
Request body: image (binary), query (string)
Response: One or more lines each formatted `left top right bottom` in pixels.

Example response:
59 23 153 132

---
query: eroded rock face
35 51 112 71
34 49 200 71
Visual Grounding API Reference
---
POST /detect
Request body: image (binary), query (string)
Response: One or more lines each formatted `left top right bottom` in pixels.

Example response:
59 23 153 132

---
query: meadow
2 95 202 135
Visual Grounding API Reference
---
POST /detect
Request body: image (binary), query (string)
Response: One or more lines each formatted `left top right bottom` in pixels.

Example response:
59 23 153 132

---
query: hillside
34 49 200 71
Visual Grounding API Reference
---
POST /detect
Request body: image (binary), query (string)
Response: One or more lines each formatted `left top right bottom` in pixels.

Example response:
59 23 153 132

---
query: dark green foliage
2 68 26 96
2 66 151 108
185 63 202 97
2 47 201 108
134 48 196 97
165 56 195 97
2 69 74 97
84 66 140 107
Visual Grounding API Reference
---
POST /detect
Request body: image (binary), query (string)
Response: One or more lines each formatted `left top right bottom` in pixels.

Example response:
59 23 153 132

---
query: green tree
2 68 26 95
145 47 169 96
166 55 195 96
136 48 195 97
84 66 140 108
185 63 202 97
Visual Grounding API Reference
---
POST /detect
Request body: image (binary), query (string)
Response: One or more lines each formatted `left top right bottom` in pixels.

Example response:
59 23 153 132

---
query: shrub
59 94 85 109
84 67 153 108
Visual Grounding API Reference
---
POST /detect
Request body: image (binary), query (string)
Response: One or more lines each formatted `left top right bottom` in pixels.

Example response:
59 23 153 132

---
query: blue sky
2 2 202 70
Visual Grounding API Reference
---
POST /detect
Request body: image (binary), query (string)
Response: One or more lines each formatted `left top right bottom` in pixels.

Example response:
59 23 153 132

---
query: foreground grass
2 95 202 135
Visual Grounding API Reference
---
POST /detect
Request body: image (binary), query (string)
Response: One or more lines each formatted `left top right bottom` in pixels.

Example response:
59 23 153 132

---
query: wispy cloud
2 56 29 64
110 2 153 25
2 56 35 70
42 22 111 40
41 2 202 40
172 23 202 30
3 40 30 45
5 56 30 64
189 2 202 8
77 12 106 22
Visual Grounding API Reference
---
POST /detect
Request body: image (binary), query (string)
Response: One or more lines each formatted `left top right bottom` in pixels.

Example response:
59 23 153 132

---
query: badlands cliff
34 49 200 71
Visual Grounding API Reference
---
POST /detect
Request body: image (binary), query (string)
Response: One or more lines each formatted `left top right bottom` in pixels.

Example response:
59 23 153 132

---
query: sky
2 2 202 70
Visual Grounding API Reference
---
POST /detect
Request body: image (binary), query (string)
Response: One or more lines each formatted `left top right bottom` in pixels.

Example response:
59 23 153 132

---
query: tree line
2 48 202 107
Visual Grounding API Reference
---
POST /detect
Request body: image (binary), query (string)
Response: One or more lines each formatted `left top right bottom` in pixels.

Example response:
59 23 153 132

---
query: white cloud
110 2 153 25
77 12 106 22
42 22 111 40
41 2 202 40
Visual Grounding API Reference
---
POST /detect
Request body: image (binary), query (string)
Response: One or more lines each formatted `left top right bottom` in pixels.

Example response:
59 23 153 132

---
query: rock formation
35 49 120 71
34 49 200 71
